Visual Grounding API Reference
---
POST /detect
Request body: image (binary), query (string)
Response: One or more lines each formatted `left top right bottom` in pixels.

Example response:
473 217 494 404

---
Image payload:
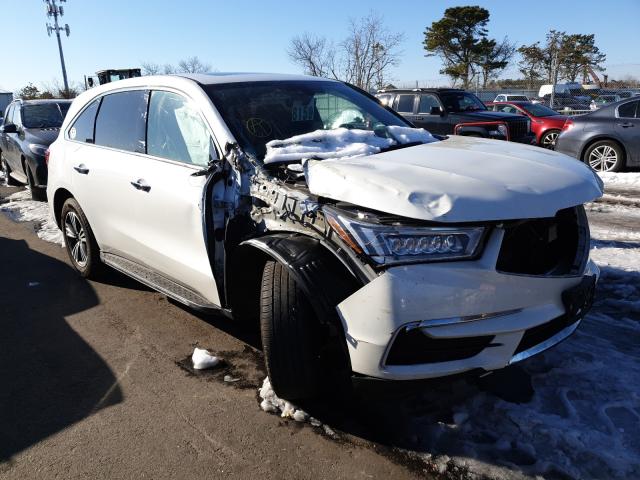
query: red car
486 101 568 149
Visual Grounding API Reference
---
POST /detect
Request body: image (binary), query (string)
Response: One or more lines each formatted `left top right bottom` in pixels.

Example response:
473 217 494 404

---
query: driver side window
314 93 366 129
147 91 214 167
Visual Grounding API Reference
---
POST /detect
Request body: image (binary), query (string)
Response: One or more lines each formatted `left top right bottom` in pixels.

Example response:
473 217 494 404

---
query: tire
60 198 103 278
260 260 323 400
1 153 20 186
540 130 560 150
26 166 46 201
584 140 624 172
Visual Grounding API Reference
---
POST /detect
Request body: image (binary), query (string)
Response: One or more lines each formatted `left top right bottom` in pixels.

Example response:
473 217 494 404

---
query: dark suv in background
0 99 71 200
377 88 535 144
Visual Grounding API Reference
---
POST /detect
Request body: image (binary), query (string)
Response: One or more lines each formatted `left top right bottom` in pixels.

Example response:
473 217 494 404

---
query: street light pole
45 0 70 96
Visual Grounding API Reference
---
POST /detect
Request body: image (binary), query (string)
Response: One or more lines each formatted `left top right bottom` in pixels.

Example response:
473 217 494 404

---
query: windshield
204 81 411 161
439 92 487 113
22 103 70 128
518 103 561 117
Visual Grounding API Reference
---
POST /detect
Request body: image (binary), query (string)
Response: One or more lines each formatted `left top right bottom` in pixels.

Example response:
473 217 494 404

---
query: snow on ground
263 127 434 164
191 347 220 370
0 190 64 246
599 171 640 189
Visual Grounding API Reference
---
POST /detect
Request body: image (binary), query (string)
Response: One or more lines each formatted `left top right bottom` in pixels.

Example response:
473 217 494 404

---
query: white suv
48 73 602 399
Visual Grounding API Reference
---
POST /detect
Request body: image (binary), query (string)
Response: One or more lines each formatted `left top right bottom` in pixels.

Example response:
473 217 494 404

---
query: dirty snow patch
191 347 220 370
263 127 435 164
599 172 640 189
0 190 64 246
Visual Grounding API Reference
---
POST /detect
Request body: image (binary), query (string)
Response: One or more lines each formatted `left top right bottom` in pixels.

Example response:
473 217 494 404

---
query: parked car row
376 88 535 144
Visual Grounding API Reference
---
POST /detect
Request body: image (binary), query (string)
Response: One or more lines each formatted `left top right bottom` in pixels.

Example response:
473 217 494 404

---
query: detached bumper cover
336 229 599 380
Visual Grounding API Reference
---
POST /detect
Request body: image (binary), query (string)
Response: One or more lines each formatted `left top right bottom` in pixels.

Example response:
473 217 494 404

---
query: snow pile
0 190 64 246
191 347 220 370
263 126 434 164
259 377 309 422
599 172 640 189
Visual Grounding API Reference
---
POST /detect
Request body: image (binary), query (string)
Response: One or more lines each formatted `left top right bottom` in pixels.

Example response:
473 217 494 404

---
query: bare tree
341 13 404 90
141 61 162 76
287 12 403 91
162 64 177 75
177 56 211 74
288 33 338 78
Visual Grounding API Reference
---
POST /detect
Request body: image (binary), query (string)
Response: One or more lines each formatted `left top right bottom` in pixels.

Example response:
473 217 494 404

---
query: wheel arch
52 188 74 228
227 233 362 329
580 136 627 164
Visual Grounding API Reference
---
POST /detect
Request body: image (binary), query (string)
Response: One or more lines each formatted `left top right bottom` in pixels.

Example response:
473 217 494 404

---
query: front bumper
336 229 599 380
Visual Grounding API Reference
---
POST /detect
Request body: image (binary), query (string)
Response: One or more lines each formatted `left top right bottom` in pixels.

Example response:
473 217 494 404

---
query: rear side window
69 100 100 143
618 101 639 118
396 95 415 113
94 90 148 153
147 91 211 166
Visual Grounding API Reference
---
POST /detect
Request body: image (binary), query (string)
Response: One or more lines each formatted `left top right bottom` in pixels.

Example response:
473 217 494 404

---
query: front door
615 100 640 164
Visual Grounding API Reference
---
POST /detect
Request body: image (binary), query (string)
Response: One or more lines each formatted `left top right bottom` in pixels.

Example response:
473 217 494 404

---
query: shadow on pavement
0 237 123 463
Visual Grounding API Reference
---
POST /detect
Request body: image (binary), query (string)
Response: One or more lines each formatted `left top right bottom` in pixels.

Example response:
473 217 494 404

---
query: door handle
415 116 425 121
73 164 89 174
618 122 634 128
130 179 151 192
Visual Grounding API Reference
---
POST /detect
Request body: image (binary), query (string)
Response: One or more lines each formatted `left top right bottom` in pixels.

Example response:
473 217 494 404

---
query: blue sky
1 0 638 91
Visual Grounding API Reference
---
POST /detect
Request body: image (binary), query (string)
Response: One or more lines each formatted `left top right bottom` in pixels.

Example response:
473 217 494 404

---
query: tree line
290 6 610 91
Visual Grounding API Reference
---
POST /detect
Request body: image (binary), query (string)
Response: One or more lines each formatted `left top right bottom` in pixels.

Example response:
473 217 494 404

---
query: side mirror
0 123 18 134
430 106 444 116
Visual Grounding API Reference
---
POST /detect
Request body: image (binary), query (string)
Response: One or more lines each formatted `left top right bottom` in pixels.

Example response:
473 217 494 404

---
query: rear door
393 94 417 123
615 100 640 164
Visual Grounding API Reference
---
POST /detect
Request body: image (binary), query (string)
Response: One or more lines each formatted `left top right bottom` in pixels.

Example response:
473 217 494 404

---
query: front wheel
260 260 324 400
26 166 46 201
540 130 560 150
585 140 624 172
1 154 20 186
61 198 103 278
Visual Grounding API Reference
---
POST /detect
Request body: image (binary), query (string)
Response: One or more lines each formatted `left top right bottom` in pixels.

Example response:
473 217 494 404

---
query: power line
44 0 70 95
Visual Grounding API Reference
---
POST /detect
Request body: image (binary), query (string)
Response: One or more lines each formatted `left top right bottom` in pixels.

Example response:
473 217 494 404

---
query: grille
385 328 495 365
496 206 589 276
507 118 529 139
514 315 579 355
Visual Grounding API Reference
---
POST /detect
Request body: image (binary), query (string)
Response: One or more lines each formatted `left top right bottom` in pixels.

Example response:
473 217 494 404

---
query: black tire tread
61 198 104 279
260 260 320 400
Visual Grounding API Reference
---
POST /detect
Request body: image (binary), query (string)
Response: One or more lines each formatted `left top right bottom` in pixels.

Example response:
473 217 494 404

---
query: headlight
324 207 485 265
29 144 48 156
497 124 508 137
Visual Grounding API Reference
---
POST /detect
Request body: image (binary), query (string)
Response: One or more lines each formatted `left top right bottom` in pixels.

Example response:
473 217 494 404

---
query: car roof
177 72 334 85
15 98 72 105
376 88 464 94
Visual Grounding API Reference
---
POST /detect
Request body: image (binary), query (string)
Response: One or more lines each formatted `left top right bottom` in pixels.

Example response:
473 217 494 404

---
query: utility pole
44 0 70 96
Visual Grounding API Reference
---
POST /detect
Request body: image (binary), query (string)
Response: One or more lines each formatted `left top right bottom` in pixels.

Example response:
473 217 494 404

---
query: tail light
45 148 50 166
562 119 574 132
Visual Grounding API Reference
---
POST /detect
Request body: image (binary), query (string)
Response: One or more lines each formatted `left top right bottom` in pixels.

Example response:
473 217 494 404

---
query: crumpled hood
305 135 603 222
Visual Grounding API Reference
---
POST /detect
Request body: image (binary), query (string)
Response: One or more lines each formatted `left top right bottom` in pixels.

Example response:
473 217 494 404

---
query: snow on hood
263 126 435 164
305 135 604 222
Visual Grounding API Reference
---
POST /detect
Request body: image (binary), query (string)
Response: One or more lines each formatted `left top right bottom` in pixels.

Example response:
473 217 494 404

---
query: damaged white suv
47 73 603 399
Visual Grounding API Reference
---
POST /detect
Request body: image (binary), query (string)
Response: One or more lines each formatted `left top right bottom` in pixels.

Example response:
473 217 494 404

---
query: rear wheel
585 140 624 172
540 130 560 149
260 260 324 400
61 198 103 278
1 154 19 186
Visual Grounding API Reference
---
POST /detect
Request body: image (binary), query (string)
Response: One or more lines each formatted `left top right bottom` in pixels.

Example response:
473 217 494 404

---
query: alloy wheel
542 132 558 149
64 211 88 267
588 145 618 171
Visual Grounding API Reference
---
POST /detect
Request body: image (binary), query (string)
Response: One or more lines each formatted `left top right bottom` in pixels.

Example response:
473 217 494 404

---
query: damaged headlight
324 207 485 265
